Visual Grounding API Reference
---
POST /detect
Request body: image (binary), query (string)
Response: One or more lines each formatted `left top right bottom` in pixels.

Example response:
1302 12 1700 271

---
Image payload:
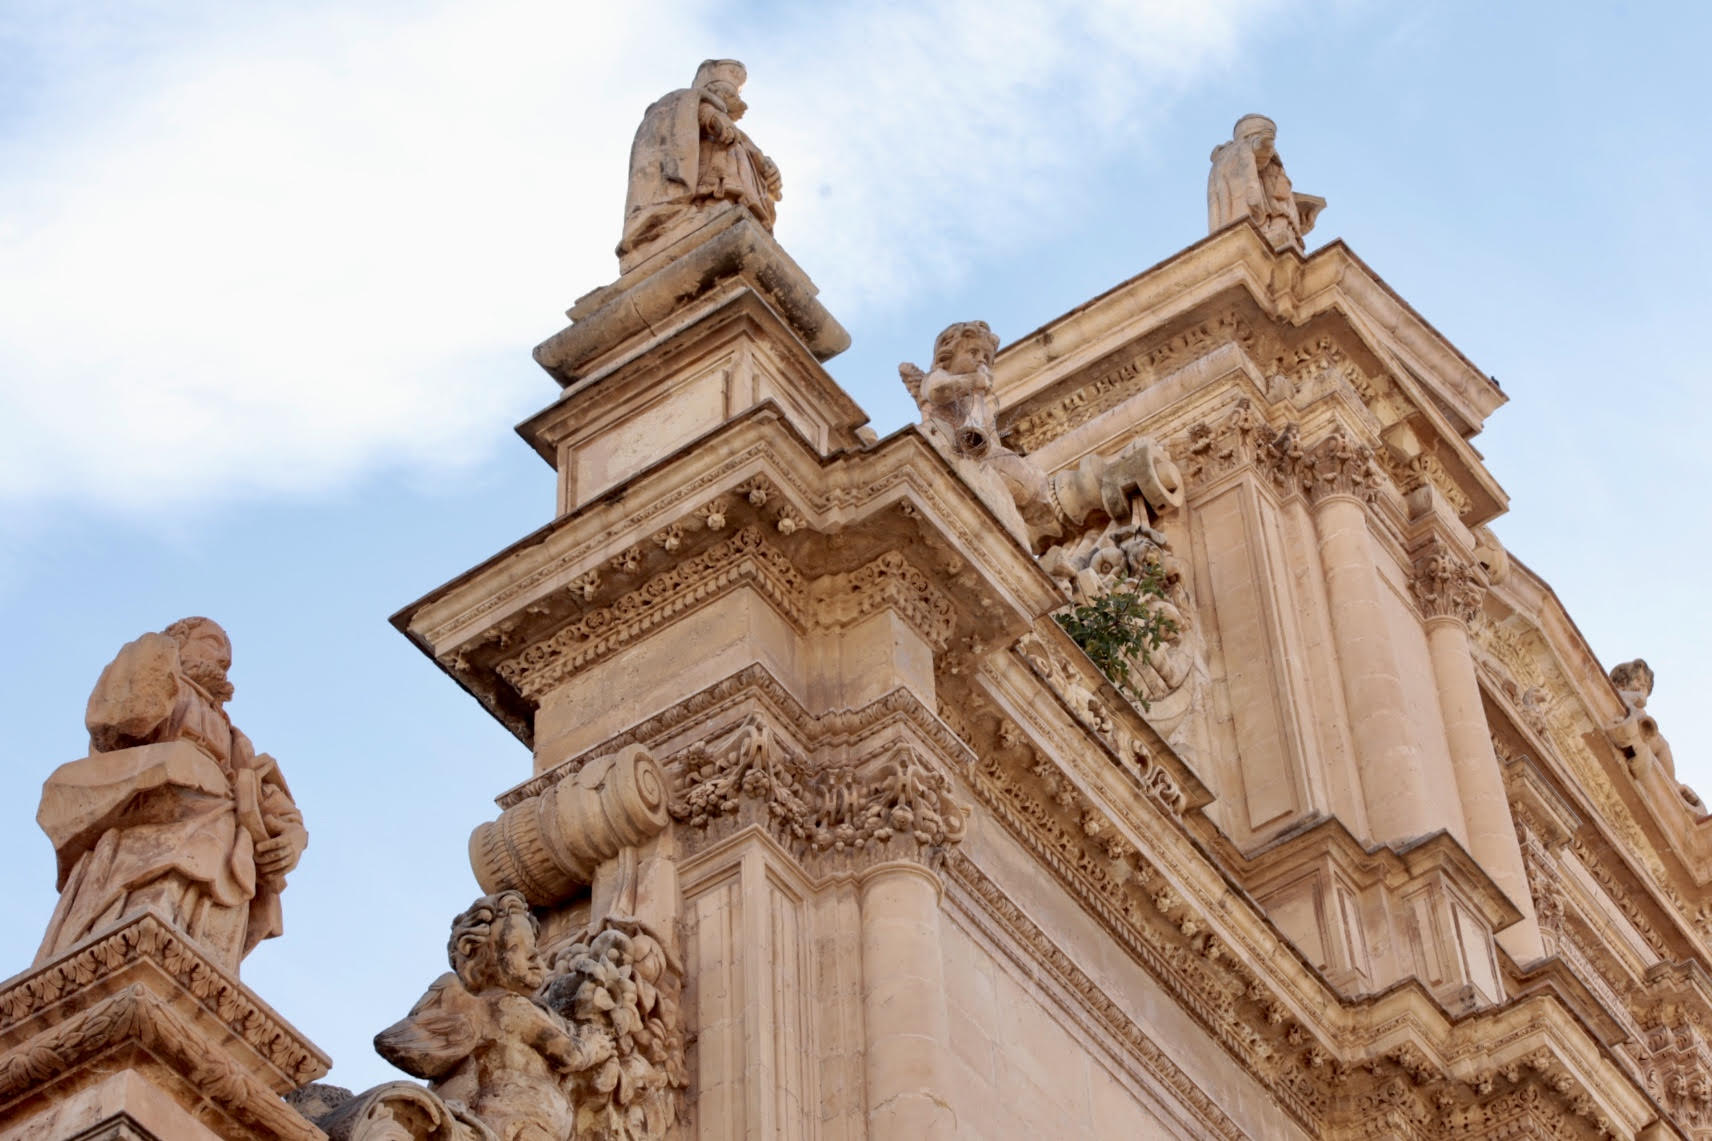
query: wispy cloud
0 0 1281 514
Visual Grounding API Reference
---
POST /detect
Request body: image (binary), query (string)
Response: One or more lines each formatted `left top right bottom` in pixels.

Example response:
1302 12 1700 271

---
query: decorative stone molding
1268 334 1378 406
809 549 956 651
469 745 671 906
0 913 327 1088
0 984 323 1141
1383 448 1473 515
1006 309 1256 453
495 525 806 701
1299 429 1382 505
1411 540 1485 624
941 851 1246 1140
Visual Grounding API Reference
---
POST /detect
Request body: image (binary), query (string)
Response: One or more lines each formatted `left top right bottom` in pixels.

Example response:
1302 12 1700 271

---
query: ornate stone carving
1269 334 1379 407
540 919 686 1141
902 322 1186 552
617 59 781 267
297 1082 496 1141
1207 114 1325 253
495 526 806 701
1036 517 1206 757
669 716 967 862
376 892 640 1141
469 746 670 906
1608 658 1703 813
1411 541 1485 624
810 550 956 651
1005 310 1257 453
1383 447 1473 515
34 618 307 973
1299 429 1381 505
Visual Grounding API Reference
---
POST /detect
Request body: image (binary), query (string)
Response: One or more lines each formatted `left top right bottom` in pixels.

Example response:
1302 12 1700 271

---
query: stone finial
35 618 307 972
1208 114 1325 253
617 58 784 269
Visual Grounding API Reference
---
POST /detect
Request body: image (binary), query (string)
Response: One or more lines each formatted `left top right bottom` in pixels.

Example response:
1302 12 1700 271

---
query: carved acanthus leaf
1411 541 1484 624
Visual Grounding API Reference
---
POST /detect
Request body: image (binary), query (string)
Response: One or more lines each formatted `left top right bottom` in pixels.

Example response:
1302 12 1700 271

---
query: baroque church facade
3 61 1709 1141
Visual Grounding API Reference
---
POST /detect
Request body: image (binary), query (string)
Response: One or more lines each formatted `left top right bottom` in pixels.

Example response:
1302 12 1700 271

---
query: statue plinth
0 912 329 1141
523 206 864 514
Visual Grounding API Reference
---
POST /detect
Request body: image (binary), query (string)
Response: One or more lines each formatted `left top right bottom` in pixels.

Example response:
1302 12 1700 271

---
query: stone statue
34 617 306 971
617 59 783 268
376 892 616 1141
1609 659 1703 813
1207 114 1325 253
901 321 1058 544
900 322 1187 553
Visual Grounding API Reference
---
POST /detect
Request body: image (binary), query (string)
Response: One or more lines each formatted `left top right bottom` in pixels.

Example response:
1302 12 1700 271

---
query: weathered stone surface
36 619 306 975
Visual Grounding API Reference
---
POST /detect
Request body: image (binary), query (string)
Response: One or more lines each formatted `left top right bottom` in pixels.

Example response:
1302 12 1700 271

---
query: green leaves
1052 564 1177 709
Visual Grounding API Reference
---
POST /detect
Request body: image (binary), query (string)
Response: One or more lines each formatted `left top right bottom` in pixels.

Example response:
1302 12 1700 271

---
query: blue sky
2 0 1708 1093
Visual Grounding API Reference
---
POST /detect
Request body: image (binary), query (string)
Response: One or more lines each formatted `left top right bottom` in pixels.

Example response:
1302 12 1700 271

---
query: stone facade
4 80 1709 1141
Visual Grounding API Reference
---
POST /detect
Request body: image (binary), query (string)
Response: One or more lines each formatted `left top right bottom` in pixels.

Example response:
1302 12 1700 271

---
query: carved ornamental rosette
1411 540 1485 625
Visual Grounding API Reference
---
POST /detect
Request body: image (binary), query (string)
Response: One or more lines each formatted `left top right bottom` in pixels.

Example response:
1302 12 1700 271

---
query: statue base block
0 913 329 1141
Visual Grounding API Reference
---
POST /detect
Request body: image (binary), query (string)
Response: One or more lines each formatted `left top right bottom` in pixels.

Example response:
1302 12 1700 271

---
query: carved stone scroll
470 745 670 905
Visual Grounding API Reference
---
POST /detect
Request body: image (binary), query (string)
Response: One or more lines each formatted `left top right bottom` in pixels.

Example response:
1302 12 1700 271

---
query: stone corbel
469 744 671 906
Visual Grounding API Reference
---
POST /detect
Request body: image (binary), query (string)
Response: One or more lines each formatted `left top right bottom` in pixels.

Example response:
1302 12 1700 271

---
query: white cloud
0 0 1281 514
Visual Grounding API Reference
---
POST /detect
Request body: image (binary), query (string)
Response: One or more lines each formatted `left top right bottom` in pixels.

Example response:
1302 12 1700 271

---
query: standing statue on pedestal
1208 114 1326 253
34 617 307 971
617 59 783 268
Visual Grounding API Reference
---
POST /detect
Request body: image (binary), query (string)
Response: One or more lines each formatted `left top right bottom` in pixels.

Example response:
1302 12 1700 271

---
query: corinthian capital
1411 541 1485 624
1300 429 1381 505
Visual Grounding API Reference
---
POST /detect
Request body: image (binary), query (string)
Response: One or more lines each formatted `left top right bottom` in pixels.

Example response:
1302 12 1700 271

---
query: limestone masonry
4 60 1710 1141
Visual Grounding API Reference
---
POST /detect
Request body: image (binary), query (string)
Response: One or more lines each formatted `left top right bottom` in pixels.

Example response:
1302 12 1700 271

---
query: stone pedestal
0 913 329 1141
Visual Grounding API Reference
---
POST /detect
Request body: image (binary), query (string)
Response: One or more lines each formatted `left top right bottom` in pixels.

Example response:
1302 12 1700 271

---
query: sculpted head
695 58 748 120
164 616 234 705
449 891 546 996
931 321 1000 376
1234 113 1277 162
1611 658 1655 702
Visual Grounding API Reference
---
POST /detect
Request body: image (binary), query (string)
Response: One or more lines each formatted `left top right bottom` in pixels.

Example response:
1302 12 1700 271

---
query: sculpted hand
761 158 782 198
255 833 301 878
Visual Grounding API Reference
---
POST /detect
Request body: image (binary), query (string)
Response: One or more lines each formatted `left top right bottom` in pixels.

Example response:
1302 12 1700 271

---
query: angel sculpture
375 892 614 1141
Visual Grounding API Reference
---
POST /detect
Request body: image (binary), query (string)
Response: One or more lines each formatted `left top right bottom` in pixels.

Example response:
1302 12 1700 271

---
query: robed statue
1207 114 1325 253
34 617 306 971
617 59 783 268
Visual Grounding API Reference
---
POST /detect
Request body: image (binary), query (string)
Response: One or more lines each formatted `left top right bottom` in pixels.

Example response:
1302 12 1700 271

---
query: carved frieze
809 549 956 651
1006 310 1256 453
495 525 806 701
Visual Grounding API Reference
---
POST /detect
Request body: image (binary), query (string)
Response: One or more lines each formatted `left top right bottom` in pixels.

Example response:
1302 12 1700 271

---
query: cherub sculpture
376 892 614 1141
1609 659 1704 813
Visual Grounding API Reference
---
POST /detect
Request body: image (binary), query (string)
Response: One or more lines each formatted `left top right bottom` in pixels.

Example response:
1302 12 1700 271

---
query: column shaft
859 861 955 1139
1425 617 1544 962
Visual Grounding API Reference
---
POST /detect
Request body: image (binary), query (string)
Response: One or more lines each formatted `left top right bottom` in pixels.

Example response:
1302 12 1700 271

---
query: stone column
1302 432 1452 847
858 859 956 1139
1414 543 1544 963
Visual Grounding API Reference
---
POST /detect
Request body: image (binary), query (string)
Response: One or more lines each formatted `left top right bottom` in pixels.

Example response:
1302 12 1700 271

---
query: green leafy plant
1053 564 1178 708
